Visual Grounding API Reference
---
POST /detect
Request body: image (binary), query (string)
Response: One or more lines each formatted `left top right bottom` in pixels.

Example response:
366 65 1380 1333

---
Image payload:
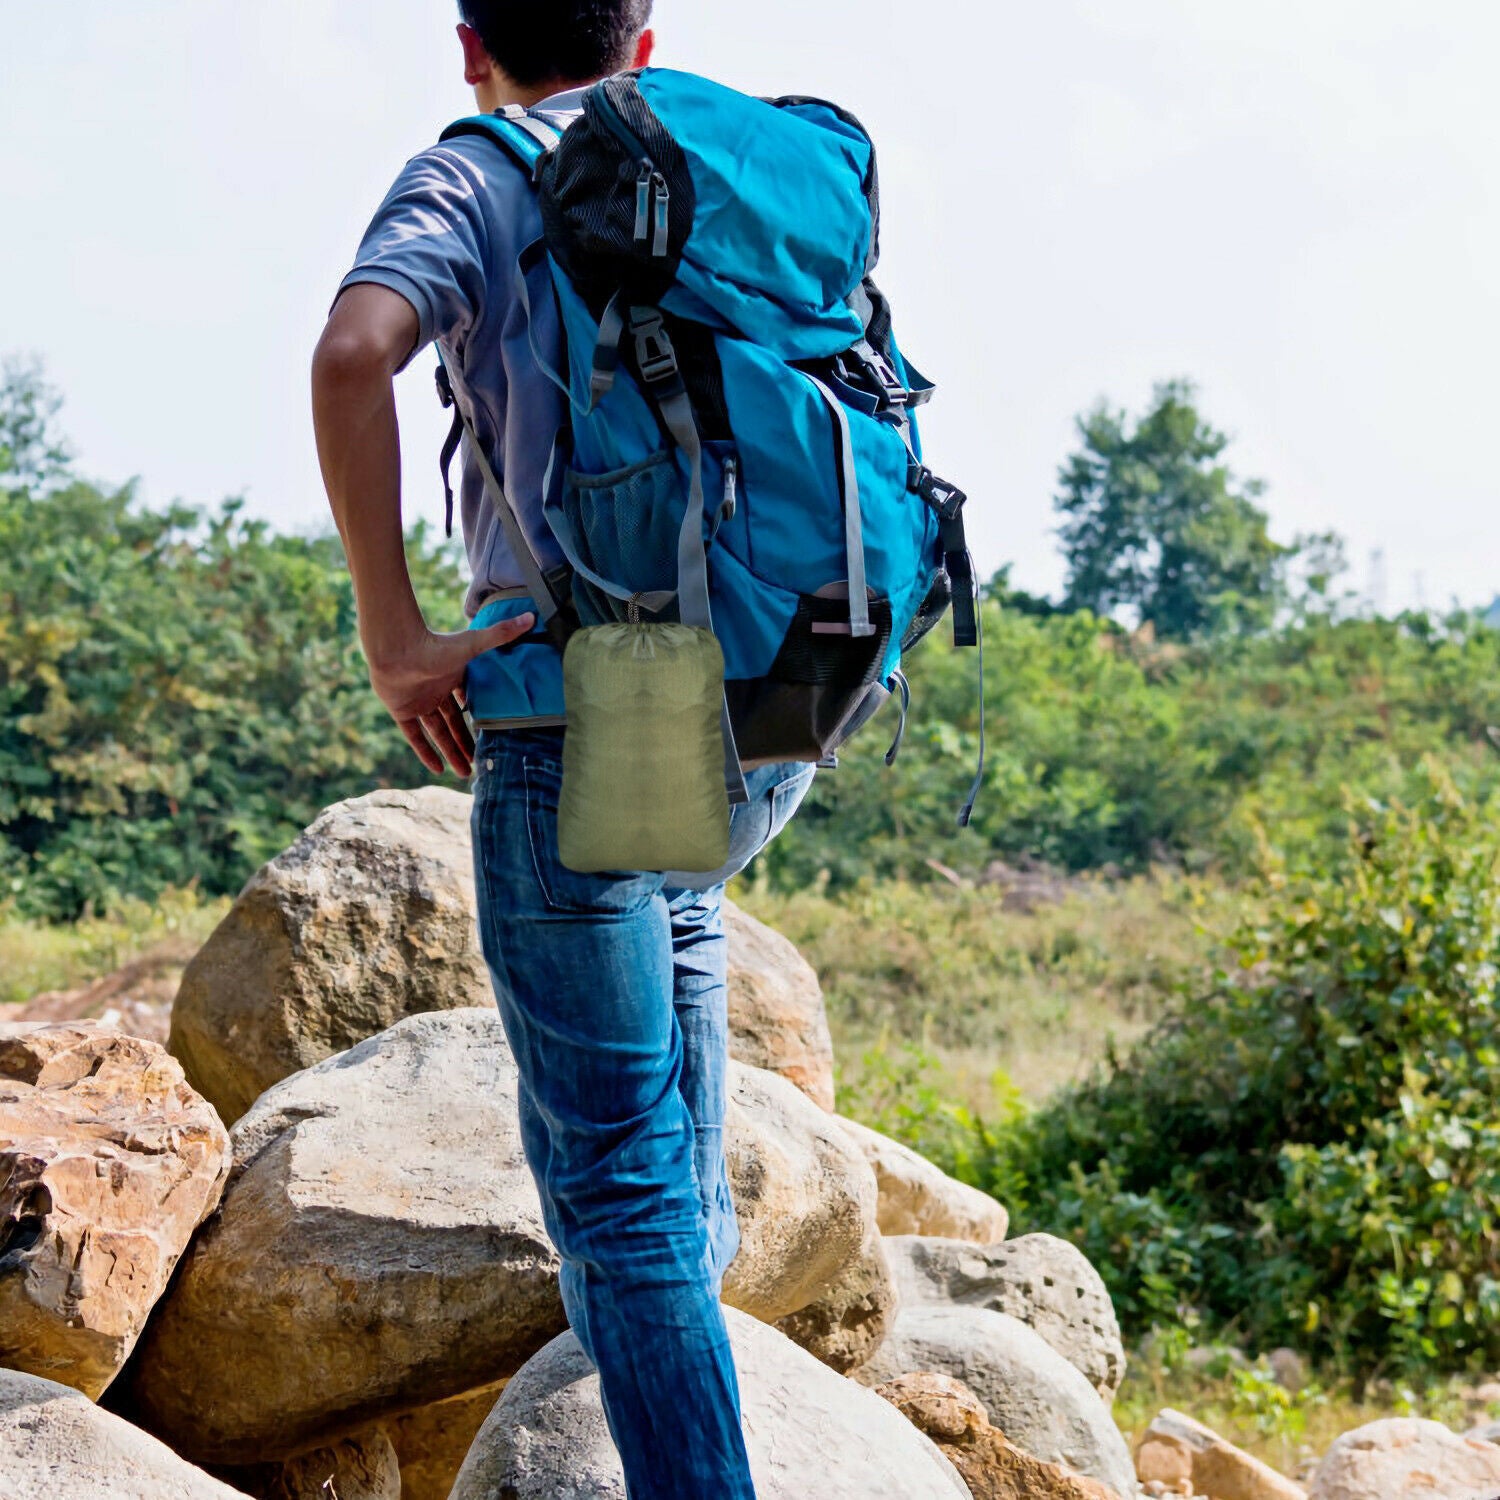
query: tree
0 356 73 491
1056 380 1288 638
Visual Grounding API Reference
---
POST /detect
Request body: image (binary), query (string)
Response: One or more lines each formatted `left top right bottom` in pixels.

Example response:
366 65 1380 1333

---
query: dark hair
458 1 653 88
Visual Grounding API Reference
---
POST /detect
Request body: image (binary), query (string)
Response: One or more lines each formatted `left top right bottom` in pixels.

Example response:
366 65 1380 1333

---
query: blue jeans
471 727 815 1500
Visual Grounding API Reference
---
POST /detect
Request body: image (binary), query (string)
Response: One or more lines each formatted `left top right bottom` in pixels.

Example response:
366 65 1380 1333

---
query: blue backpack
438 68 981 819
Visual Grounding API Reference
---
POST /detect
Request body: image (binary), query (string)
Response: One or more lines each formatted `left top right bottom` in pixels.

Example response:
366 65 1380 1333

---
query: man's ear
632 28 656 68
457 22 494 87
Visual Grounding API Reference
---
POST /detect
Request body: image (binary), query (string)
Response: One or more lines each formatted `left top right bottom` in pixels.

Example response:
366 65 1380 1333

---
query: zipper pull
720 455 739 524
652 172 670 257
634 165 652 244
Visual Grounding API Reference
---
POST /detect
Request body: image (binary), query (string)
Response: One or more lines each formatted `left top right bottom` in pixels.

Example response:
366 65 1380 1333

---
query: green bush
936 766 1500 1371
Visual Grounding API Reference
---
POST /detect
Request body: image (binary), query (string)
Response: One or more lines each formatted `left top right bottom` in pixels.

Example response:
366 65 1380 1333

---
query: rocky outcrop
1135 1409 1304 1500
128 1009 564 1463
1307 1417 1500 1500
879 1371 1126 1499
0 1368 247 1499
169 788 492 1124
854 1303 1138 1496
724 900 835 1110
385 1382 508 1500
886 1232 1125 1401
722 1061 885 1330
0 1022 230 1398
449 1306 971 1499
837 1115 1009 1242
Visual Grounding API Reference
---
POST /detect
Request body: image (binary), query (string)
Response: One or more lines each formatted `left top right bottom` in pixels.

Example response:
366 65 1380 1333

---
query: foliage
1055 379 1299 638
928 768 1500 1373
764 597 1500 890
0 369 467 919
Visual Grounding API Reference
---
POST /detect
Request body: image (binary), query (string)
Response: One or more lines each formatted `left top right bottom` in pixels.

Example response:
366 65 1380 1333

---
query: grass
0 888 228 1008
736 870 1237 1114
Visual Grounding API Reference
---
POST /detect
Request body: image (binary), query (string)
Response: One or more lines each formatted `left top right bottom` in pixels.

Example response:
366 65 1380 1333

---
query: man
310 5 813 1496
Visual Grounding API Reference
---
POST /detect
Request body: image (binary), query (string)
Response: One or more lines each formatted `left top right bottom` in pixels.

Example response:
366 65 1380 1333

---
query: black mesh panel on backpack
537 73 695 316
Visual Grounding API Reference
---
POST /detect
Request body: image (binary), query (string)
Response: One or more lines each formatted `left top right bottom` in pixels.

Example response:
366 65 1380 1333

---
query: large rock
887 1232 1126 1401
450 1305 971 1499
854 1303 1138 1496
0 1022 230 1398
386 1382 508 1500
169 788 490 1124
722 1061 882 1325
128 1009 564 1463
0 1368 247 1499
879 1371 1126 1499
837 1116 1009 1242
1308 1417 1500 1500
1135 1409 1304 1500
773 1218 896 1372
724 900 835 1110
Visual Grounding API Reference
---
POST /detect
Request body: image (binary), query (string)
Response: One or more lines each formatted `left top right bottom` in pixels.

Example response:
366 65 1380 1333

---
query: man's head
457 2 655 111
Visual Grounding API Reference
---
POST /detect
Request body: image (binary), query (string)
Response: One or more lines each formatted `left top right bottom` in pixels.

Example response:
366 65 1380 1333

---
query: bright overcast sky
4 0 1497 610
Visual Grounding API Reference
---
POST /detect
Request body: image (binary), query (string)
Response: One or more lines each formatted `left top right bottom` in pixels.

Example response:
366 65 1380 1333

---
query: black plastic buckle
865 350 909 407
629 308 681 391
908 463 967 521
435 363 455 409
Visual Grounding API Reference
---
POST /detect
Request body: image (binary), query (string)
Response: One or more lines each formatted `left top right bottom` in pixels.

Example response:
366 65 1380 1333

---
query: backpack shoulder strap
439 108 563 177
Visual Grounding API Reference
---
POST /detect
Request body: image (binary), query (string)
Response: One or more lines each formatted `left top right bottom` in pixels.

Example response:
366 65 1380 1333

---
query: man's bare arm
311 283 532 777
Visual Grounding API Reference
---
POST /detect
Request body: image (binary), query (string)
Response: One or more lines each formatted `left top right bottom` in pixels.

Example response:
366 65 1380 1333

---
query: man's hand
367 615 535 777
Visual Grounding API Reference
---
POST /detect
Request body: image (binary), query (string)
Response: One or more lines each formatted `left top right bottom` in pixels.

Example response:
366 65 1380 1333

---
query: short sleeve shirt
337 89 587 619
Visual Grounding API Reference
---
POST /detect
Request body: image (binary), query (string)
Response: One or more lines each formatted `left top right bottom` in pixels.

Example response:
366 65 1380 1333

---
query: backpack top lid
574 69 879 360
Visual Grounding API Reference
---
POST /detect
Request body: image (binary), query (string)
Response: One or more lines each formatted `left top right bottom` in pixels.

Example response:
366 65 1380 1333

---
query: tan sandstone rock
722 1060 885 1330
451 1305 970 1499
724 899 835 1110
129 1009 565 1463
878 1370 1126 1499
1136 1409 1304 1500
1307 1417 1500 1500
385 1381 508 1500
773 1216 896 1372
169 787 491 1124
0 1367 247 1500
837 1114 1009 1242
887 1232 1126 1401
0 1021 231 1398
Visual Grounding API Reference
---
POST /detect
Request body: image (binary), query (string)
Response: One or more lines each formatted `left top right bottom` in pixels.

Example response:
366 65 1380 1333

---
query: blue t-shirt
338 91 588 720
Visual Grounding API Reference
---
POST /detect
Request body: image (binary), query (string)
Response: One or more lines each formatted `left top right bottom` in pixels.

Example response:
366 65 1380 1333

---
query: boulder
167 796 837 1130
837 1116 1009 1242
1135 1409 1304 1500
0 1021 230 1398
1307 1417 1500 1500
0 1367 247 1499
886 1233 1125 1401
169 788 491 1124
386 1382 508 1500
722 1061 882 1324
723 900 835 1110
878 1370 1127 1499
227 1426 401 1500
773 1218 896 1372
128 1009 564 1463
854 1302 1138 1496
450 1305 971 1499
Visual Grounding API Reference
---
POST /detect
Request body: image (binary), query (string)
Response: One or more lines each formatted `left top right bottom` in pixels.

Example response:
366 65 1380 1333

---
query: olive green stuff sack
558 622 730 874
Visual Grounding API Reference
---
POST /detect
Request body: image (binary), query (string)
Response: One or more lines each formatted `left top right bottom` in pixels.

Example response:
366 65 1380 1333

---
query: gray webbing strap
498 105 562 153
957 602 986 828
654 386 749 805
452 395 561 626
514 241 572 400
808 377 875 639
589 292 626 409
